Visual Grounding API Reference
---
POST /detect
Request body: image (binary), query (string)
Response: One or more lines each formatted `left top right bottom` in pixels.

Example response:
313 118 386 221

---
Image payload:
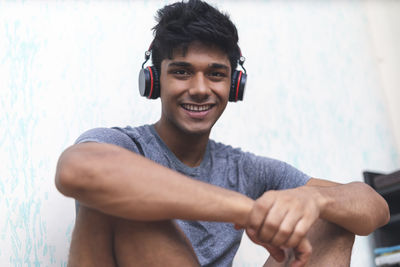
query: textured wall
0 1 398 266
364 0 400 157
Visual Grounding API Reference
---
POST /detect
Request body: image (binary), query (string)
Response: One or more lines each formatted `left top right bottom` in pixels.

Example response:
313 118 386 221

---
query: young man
55 1 389 266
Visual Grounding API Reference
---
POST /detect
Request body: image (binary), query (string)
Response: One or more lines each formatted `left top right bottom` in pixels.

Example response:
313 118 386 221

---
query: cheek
160 89 180 118
219 82 231 100
160 77 182 98
225 86 231 99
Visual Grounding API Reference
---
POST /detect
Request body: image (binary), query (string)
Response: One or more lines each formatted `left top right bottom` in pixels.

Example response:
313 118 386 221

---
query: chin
182 126 211 136
179 122 214 136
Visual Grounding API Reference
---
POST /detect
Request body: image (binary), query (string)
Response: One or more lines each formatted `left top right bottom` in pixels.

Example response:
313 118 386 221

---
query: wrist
231 193 254 227
310 186 331 218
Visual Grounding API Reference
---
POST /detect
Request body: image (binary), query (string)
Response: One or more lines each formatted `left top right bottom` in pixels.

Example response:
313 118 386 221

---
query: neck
154 121 210 168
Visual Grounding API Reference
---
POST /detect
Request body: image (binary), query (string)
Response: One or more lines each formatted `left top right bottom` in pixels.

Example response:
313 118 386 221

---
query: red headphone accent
235 71 242 102
147 66 154 99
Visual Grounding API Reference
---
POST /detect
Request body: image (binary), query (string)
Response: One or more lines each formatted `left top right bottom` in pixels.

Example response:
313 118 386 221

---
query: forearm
55 142 253 225
310 181 390 235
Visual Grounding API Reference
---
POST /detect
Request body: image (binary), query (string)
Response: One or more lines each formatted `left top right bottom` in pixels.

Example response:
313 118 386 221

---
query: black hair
151 0 240 74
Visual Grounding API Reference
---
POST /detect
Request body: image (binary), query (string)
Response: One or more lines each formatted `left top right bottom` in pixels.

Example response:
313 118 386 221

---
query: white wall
0 1 398 266
364 0 400 157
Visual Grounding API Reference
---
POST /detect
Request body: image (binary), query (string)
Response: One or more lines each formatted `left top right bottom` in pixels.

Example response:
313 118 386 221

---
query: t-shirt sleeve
73 127 141 215
241 152 311 198
74 127 140 154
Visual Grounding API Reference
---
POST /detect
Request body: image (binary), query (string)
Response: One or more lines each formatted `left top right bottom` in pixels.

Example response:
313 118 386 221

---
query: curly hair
151 0 241 74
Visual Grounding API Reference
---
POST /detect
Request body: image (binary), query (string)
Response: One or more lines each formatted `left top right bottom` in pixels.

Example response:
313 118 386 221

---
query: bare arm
306 178 389 235
246 178 389 244
245 177 389 266
55 142 253 226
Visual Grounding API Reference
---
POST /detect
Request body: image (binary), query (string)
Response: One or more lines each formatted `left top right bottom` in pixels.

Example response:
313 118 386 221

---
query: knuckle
296 227 308 238
265 221 279 231
278 226 291 238
259 228 273 242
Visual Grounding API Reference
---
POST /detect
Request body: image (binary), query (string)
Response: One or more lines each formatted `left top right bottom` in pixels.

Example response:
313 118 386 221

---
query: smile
181 104 213 112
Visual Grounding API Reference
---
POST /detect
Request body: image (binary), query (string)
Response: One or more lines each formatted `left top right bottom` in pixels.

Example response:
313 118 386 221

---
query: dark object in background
374 170 400 190
364 170 400 266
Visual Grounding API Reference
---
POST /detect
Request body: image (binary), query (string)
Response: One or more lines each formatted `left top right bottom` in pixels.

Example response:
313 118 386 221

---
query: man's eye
173 70 190 75
210 72 226 78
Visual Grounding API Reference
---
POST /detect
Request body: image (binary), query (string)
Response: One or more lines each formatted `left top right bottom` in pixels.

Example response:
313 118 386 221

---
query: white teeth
182 104 212 112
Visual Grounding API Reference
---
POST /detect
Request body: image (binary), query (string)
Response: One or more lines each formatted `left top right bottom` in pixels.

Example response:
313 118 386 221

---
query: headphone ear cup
138 66 160 99
229 70 247 102
149 66 160 99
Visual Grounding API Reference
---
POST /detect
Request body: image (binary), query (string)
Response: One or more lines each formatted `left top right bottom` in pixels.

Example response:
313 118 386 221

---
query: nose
188 72 210 102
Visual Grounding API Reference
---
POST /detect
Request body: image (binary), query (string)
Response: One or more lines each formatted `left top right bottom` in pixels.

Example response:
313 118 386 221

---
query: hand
245 187 323 265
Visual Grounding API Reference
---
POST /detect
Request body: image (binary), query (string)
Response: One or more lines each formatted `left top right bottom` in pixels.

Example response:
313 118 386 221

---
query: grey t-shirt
75 124 310 267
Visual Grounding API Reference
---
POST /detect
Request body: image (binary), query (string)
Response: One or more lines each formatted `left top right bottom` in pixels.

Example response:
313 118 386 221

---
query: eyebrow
167 61 230 70
209 63 229 71
167 61 192 68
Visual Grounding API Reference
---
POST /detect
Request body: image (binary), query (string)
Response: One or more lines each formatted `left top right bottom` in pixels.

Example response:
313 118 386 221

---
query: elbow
358 183 390 236
358 209 389 237
369 184 390 230
55 166 75 198
55 145 90 198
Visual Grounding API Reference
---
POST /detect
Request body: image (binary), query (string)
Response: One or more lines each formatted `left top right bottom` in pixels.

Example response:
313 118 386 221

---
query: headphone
138 42 247 102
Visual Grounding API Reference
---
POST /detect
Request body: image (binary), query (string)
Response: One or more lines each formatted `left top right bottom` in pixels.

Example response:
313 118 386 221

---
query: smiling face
157 42 231 137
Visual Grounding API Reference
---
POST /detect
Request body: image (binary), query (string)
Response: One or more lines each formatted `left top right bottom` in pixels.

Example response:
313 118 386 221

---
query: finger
258 203 288 244
284 215 315 248
290 238 312 267
269 210 302 248
263 243 285 262
246 193 275 238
